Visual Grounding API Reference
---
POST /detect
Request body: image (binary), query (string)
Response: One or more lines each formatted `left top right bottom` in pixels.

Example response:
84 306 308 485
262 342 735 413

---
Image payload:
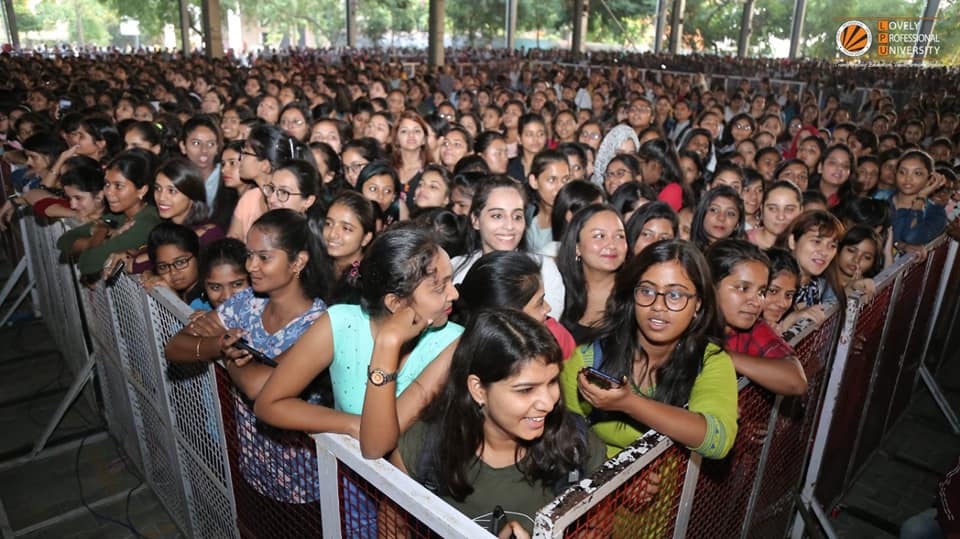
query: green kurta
561 342 738 459
57 205 161 276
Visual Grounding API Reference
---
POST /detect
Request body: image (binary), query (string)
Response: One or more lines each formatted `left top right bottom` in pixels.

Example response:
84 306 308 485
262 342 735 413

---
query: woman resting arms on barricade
559 239 739 460
253 226 462 446
164 209 332 502
57 149 162 284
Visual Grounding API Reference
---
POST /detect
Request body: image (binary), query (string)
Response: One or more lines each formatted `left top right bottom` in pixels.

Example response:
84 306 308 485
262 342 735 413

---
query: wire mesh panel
338 463 445 538
566 445 688 538
143 289 239 539
811 284 894 510
886 240 950 430
215 365 324 539
81 283 145 474
685 383 776 539
744 308 840 539
530 432 687 538
107 276 191 533
850 257 926 477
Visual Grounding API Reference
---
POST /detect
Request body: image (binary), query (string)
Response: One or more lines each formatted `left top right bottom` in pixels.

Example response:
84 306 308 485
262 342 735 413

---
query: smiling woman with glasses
560 239 738 460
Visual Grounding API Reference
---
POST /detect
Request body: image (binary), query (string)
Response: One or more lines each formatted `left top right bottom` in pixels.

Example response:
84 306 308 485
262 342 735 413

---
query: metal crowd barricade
798 237 957 538
10 206 958 539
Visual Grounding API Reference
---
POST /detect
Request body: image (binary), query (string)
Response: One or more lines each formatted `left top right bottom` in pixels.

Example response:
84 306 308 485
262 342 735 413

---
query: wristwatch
368 367 398 386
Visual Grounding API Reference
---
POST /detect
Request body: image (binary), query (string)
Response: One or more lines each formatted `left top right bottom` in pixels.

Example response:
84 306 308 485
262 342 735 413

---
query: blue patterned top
217 286 328 503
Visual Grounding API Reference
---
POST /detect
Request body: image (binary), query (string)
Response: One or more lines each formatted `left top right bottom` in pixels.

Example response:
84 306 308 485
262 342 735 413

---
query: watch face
370 371 385 385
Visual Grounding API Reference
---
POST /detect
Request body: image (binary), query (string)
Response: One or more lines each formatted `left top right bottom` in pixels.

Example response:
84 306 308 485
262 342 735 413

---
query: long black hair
419 309 587 501
454 251 543 325
690 185 746 251
557 203 623 330
593 240 723 407
251 209 334 301
357 226 441 319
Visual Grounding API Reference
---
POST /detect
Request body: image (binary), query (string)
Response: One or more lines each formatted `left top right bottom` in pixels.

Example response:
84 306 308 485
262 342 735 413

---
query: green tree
446 0 504 46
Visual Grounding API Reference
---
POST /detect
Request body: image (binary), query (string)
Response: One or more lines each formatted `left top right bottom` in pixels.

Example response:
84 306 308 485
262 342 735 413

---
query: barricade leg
0 258 33 326
917 366 960 434
28 355 96 458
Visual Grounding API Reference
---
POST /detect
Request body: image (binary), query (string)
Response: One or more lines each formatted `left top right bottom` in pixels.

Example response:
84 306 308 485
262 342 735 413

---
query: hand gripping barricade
10 209 958 539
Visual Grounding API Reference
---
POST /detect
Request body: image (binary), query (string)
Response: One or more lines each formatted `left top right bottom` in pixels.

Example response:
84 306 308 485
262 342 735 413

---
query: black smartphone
232 338 277 367
582 367 623 390
102 215 120 228
490 505 506 536
105 260 125 286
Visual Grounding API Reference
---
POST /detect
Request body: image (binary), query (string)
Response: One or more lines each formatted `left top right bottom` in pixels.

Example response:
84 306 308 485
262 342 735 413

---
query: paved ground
825 347 960 538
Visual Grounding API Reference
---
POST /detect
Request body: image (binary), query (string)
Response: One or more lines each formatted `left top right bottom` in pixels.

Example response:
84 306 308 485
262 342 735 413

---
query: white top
451 250 566 316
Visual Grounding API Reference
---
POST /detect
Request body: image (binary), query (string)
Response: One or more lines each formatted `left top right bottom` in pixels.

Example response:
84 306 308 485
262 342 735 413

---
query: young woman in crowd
411 164 452 212
557 204 627 344
322 190 376 304
525 149 571 253
227 124 298 240
706 239 807 396
748 180 803 250
762 247 802 335
140 222 203 304
775 210 844 323
179 116 222 207
165 209 331 503
455 250 575 359
506 113 548 183
451 175 566 314
560 239 738 459
263 159 321 215
253 227 463 460
341 137 383 188
188 237 251 311
626 201 678 256
690 185 745 251
381 309 606 537
883 149 948 250
57 149 161 281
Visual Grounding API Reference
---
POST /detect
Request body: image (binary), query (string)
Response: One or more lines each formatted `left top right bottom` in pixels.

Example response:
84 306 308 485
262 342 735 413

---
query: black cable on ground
74 434 148 539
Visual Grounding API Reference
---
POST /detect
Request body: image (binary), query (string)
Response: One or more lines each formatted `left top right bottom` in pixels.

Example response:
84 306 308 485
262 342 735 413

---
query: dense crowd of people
1 48 958 537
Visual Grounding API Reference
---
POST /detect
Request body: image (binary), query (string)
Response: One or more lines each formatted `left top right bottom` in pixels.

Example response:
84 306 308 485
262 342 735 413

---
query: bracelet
195 336 204 361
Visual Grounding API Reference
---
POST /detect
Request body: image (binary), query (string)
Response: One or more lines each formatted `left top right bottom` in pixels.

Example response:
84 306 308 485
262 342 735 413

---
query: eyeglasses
240 150 258 161
634 286 697 311
281 118 305 128
605 168 632 179
155 255 194 274
734 123 754 130
580 132 602 140
261 184 303 202
345 161 369 175
630 106 652 114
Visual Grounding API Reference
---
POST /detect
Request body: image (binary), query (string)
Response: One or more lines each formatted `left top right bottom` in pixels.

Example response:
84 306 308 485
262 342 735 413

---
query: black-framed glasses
156 255 194 274
261 184 303 202
239 150 258 161
634 286 697 311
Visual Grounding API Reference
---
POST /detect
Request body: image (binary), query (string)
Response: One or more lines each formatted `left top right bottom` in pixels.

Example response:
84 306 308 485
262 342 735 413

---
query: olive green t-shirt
397 419 607 534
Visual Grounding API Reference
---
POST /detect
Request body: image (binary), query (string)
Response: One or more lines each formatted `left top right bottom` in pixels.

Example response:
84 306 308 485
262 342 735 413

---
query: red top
724 320 794 359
